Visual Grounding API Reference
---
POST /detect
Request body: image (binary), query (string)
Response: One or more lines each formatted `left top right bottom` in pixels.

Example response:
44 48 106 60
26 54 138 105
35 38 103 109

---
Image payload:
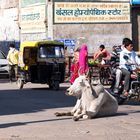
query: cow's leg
73 108 81 117
55 111 72 116
55 99 81 117
87 92 106 118
73 110 86 121
71 99 81 115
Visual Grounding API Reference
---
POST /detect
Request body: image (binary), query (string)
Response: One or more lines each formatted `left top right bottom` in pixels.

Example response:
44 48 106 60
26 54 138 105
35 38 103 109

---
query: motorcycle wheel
48 82 53 89
114 95 126 105
118 97 126 105
17 78 24 89
110 91 126 105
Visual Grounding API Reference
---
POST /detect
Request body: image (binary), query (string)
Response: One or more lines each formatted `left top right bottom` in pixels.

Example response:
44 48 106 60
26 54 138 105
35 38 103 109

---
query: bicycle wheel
99 68 105 85
104 68 112 85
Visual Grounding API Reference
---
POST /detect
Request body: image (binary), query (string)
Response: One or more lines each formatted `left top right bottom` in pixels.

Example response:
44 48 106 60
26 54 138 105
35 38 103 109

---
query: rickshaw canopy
20 40 64 52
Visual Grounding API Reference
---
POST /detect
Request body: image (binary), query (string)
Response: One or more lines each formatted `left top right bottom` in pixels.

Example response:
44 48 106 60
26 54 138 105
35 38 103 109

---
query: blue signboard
64 39 75 47
132 0 140 4
57 39 75 47
57 39 75 55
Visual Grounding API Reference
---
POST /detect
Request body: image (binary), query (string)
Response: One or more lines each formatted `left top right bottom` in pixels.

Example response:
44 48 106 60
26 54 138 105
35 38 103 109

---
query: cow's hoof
73 116 79 121
83 115 88 119
54 112 61 116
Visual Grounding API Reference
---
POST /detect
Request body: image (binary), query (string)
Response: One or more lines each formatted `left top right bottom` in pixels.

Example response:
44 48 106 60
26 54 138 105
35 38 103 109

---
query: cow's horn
78 66 84 76
78 66 89 77
85 68 89 77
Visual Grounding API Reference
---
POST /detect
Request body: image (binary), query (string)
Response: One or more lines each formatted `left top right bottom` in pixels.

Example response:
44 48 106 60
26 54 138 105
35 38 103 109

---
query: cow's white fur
66 75 118 121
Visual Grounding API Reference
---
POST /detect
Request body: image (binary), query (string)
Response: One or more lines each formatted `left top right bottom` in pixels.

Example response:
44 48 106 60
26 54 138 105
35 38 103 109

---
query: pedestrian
7 43 19 82
93 44 111 64
64 46 69 76
79 44 88 75
69 49 79 84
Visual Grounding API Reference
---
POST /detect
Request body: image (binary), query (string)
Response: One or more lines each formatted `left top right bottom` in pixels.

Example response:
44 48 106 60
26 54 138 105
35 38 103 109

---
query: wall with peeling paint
53 24 131 55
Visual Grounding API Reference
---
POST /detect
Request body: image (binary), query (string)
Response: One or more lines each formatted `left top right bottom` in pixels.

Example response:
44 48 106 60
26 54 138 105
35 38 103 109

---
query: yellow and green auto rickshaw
17 40 65 90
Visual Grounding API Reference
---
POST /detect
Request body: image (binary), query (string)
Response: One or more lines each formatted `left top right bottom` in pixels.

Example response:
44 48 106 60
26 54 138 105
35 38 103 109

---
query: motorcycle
110 67 140 104
110 62 140 105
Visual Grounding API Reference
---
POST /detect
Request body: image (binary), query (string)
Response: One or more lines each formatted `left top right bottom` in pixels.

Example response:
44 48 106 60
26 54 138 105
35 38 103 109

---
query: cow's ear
85 77 90 82
85 81 90 88
80 79 90 88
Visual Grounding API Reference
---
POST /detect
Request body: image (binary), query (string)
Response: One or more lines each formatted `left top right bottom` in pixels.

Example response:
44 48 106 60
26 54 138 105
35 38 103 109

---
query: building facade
52 0 132 54
0 0 140 55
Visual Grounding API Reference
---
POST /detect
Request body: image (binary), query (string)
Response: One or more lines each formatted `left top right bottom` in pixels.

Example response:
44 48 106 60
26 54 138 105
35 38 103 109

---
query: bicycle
98 64 112 85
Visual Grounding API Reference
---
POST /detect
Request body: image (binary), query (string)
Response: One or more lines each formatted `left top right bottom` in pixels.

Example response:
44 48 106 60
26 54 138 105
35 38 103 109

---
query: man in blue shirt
119 38 140 98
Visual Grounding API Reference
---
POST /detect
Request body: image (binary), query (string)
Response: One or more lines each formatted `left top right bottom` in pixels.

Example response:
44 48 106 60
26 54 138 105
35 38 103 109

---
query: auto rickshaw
17 40 65 90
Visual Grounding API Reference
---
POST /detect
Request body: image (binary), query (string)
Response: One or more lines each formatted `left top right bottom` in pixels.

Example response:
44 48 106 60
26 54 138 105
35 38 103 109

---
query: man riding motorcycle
111 38 132 94
117 38 140 99
110 45 122 94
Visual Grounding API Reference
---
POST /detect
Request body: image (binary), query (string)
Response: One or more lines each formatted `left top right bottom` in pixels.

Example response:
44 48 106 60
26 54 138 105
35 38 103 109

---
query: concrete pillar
47 0 53 40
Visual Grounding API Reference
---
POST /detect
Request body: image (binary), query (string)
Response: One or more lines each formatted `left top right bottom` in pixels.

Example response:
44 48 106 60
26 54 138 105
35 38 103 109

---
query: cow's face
66 75 90 97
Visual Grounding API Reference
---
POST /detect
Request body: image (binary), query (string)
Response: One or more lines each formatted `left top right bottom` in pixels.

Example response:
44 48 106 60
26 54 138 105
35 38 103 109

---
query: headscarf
79 44 88 74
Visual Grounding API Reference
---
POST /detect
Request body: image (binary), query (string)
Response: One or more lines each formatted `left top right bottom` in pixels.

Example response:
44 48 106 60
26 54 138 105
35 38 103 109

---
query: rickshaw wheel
53 81 60 90
17 78 24 89
48 83 53 89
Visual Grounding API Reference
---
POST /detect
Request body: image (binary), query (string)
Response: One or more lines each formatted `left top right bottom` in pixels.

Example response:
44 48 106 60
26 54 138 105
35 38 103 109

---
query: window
39 44 64 58
0 51 6 59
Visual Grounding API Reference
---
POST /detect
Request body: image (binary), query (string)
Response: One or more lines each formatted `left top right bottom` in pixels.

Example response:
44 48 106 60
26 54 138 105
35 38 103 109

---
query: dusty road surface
0 80 140 140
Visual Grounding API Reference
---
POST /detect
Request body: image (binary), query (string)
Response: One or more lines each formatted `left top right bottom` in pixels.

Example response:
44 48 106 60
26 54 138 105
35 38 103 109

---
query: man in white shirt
119 38 140 98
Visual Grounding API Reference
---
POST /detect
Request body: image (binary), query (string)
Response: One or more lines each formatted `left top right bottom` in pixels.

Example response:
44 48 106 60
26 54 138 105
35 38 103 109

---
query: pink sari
69 62 79 84
69 51 80 84
79 44 88 75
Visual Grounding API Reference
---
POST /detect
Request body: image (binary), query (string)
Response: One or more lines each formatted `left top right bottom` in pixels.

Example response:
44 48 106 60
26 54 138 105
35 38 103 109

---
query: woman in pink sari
79 44 89 75
69 50 79 84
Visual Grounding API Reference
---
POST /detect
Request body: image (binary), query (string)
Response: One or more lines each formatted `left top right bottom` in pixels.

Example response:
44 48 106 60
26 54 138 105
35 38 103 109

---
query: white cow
65 75 118 121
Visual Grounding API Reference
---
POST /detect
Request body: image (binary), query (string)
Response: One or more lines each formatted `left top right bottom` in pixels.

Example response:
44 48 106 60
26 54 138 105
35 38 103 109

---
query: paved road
0 80 140 140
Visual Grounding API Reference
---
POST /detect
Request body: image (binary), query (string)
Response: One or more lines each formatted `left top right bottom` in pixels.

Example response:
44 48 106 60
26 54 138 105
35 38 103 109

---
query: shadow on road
0 117 72 129
1 111 139 129
0 86 76 116
0 79 139 120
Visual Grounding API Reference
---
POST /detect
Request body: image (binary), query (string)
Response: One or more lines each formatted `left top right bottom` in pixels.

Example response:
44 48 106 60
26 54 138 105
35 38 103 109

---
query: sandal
123 91 129 97
120 91 128 99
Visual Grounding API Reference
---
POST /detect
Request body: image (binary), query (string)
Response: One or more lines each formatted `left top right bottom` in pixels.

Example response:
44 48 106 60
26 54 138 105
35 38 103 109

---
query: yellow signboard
20 5 46 33
54 2 130 23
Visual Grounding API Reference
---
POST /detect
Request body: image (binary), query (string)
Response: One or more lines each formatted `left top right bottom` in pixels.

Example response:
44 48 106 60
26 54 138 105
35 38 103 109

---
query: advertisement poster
20 5 46 33
54 2 130 23
21 0 46 7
